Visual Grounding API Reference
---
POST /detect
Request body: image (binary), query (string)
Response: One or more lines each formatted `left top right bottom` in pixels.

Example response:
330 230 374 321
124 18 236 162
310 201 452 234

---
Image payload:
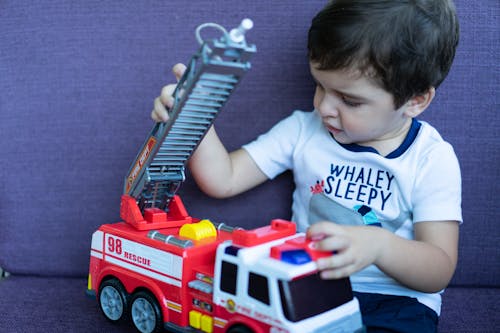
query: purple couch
0 1 498 332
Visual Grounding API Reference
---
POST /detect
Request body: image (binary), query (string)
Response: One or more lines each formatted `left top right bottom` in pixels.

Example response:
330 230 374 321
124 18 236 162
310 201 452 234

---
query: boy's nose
318 95 340 118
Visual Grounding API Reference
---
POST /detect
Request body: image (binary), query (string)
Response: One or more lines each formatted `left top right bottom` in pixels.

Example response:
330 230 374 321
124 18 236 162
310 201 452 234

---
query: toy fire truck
87 19 364 333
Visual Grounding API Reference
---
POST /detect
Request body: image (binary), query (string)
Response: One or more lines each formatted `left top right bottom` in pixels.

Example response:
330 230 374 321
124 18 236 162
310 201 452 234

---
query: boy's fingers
151 109 162 122
319 264 356 280
153 97 169 122
317 251 355 272
172 63 187 81
314 235 350 252
307 221 342 238
307 222 350 252
151 63 186 123
151 108 168 122
160 84 176 106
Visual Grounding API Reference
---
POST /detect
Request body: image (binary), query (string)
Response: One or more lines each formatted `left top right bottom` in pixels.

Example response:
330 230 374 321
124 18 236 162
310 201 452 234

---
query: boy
152 1 461 331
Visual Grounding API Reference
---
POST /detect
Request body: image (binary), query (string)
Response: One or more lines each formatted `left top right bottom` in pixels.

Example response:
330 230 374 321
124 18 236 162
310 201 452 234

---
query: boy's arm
187 126 268 198
152 64 268 198
308 220 459 293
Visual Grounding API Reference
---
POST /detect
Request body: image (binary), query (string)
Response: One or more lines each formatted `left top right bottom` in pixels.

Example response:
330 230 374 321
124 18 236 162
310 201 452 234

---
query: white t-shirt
243 110 462 315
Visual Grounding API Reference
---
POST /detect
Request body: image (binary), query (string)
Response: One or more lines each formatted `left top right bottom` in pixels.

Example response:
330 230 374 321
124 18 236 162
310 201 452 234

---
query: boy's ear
404 87 436 118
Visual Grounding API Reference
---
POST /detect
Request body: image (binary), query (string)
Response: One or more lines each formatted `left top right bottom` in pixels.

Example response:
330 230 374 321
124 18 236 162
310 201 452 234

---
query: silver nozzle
229 18 254 43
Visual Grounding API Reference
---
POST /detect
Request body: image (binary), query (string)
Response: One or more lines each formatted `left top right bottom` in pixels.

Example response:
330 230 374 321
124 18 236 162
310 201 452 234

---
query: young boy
152 0 461 331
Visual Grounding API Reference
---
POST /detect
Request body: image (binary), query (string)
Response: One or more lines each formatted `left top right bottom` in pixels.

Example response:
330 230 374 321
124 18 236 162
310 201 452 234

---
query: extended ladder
124 19 256 212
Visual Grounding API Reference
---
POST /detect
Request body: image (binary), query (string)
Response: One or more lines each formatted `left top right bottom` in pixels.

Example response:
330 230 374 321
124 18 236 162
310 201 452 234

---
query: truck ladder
124 20 256 212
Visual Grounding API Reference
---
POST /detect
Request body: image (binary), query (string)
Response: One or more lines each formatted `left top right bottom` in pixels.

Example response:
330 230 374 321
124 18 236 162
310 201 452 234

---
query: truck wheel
227 325 254 333
98 278 128 322
130 291 163 333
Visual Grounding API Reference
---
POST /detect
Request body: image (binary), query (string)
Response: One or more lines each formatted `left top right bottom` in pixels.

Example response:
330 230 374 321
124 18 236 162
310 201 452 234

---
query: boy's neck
339 118 419 158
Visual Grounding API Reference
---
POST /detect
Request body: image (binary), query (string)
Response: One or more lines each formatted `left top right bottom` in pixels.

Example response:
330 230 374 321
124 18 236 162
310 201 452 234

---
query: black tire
227 324 254 333
98 278 129 322
130 291 163 333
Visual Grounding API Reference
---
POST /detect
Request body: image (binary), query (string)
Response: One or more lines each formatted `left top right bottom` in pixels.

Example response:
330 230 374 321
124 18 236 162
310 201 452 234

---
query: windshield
278 273 353 322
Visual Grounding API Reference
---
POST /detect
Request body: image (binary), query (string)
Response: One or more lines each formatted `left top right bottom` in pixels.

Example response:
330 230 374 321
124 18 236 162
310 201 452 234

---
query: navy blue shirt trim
336 119 422 159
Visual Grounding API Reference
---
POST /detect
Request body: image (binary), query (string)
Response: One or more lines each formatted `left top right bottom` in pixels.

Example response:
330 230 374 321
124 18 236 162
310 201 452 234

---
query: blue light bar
280 250 312 265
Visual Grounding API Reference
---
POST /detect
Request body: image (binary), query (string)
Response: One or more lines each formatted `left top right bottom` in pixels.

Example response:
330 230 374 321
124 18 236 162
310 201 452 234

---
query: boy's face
310 62 413 154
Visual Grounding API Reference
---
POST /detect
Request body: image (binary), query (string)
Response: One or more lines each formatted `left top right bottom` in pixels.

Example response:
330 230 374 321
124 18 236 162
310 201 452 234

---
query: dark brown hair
308 0 459 108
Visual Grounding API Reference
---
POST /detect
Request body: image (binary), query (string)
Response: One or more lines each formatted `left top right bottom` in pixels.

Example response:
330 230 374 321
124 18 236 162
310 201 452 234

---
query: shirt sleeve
412 142 463 223
242 111 304 179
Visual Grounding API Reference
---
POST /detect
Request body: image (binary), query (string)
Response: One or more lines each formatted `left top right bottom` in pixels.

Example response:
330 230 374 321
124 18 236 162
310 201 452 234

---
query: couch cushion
0 0 498 290
0 276 136 333
438 286 500 332
0 277 498 332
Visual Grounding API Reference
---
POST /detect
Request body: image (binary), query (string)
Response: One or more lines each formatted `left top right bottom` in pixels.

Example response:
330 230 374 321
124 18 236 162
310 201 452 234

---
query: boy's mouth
325 124 342 135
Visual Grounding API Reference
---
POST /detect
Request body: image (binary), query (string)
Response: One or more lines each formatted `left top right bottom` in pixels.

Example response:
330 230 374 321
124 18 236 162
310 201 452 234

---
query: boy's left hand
307 221 384 279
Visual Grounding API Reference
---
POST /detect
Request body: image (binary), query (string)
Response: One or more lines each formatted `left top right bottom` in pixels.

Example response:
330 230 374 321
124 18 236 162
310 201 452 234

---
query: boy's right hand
151 63 187 122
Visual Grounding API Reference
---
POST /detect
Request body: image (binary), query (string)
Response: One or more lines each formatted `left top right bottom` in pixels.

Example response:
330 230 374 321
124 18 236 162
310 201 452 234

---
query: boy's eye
314 81 362 107
342 96 362 108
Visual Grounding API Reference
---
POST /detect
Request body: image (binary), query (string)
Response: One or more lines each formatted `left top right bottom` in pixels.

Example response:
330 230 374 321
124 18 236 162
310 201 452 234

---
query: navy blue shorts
354 292 438 333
